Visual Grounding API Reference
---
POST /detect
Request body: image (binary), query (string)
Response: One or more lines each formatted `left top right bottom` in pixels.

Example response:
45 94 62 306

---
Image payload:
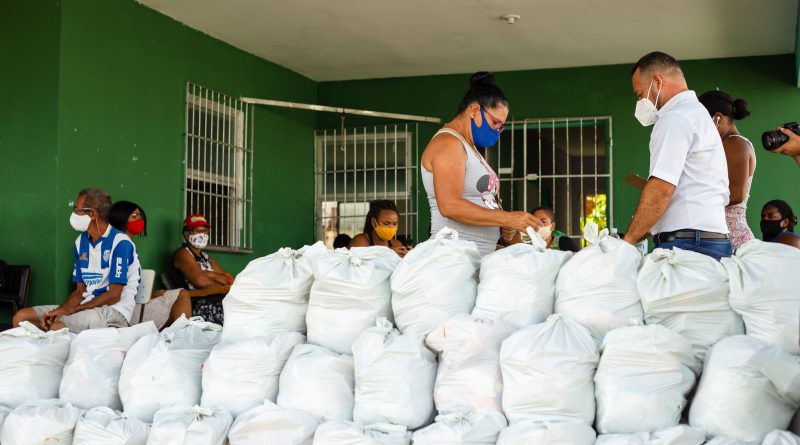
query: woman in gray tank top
420 72 541 256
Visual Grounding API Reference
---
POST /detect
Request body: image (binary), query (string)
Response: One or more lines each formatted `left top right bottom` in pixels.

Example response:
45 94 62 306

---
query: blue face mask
471 108 502 148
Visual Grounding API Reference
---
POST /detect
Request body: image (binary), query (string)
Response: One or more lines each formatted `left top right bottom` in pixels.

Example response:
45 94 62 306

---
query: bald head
631 51 688 109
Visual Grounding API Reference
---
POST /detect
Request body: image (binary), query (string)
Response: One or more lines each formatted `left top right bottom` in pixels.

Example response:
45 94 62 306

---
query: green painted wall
0 1 62 309
1 0 318 311
318 55 800 238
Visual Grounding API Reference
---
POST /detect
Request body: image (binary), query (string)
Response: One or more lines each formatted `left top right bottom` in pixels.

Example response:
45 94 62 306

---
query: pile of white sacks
1 225 800 445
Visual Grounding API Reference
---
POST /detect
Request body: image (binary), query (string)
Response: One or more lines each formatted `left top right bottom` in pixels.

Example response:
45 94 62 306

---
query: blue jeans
655 234 733 261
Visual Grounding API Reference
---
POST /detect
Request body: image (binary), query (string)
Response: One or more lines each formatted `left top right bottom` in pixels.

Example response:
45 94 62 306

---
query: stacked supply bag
500 314 599 425
202 331 305 417
0 406 9 432
763 430 800 445
412 409 507 445
352 318 437 429
277 343 355 421
391 228 481 335
689 335 800 443
118 315 222 422
227 400 319 445
60 322 158 410
73 407 150 445
147 405 232 445
594 425 706 445
222 242 327 342
473 238 571 329
496 420 597 445
425 314 514 416
721 240 800 354
0 321 73 408
307 246 400 354
595 324 697 434
313 421 412 445
0 399 81 445
555 225 643 341
638 247 743 366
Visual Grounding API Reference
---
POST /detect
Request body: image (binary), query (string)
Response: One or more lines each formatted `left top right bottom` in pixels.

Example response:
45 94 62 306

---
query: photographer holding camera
763 123 800 166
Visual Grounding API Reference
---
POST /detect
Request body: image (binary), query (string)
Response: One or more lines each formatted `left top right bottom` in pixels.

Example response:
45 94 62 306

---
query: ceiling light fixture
500 14 521 25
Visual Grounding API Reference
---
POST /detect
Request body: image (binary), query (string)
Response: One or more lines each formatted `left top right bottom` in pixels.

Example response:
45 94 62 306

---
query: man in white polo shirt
12 188 140 333
622 52 732 260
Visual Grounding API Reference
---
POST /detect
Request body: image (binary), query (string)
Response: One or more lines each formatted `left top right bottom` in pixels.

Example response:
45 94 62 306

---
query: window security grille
184 82 254 252
314 124 419 247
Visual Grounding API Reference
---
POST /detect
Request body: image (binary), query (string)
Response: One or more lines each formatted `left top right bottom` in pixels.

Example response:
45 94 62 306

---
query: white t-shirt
648 90 730 235
72 225 140 321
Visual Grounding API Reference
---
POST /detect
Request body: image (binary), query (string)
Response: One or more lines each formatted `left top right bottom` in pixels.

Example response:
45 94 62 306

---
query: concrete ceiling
138 0 798 82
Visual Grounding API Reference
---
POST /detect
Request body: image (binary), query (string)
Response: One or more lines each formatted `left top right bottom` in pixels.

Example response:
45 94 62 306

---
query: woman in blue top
760 199 800 249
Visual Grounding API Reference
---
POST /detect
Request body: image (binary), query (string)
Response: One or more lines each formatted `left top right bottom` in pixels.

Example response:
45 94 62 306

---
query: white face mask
537 225 553 241
70 212 91 232
634 79 661 126
188 233 209 250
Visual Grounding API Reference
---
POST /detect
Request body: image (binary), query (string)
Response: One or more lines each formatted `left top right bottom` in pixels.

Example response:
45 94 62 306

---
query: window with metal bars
490 117 613 242
184 83 254 252
314 124 419 248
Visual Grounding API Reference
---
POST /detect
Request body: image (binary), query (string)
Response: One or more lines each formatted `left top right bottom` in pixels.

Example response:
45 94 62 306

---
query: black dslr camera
762 122 800 151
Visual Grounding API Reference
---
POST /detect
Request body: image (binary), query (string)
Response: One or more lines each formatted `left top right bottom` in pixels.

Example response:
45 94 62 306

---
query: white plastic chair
134 269 156 324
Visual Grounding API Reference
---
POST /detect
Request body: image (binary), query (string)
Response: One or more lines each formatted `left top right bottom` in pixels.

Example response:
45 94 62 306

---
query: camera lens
762 130 788 151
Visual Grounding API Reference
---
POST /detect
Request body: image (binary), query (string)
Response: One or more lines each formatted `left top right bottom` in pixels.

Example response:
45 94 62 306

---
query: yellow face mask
374 225 397 241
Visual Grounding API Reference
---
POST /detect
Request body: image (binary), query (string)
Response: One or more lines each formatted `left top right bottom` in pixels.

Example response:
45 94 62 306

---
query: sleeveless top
421 128 501 256
182 244 213 291
724 134 756 249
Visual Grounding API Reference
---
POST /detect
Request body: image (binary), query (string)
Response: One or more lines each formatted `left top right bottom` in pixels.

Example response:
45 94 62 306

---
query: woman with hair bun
699 90 757 249
420 71 540 256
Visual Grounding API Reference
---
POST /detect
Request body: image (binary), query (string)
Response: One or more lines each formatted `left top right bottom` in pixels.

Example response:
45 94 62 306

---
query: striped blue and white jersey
72 225 140 322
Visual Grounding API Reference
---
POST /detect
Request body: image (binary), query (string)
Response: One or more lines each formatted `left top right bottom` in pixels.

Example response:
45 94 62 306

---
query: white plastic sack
352 318 436 429
313 421 411 445
496 420 596 445
555 231 643 341
0 405 10 431
638 248 743 366
277 343 355 421
73 407 150 445
500 314 599 424
704 438 753 445
201 331 305 418
763 431 800 445
411 410 507 445
222 242 327 343
473 242 571 329
689 335 800 443
146 405 232 445
60 322 158 410
307 247 400 354
0 321 73 408
0 399 81 445
425 314 514 416
594 425 706 445
391 228 481 335
595 324 697 434
721 240 800 354
119 316 222 422
227 400 319 445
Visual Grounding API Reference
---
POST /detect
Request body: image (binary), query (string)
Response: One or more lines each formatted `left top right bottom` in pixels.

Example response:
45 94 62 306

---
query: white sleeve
648 113 694 186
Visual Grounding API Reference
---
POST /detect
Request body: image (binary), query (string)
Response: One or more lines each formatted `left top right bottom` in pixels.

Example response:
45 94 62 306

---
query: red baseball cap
184 214 210 229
